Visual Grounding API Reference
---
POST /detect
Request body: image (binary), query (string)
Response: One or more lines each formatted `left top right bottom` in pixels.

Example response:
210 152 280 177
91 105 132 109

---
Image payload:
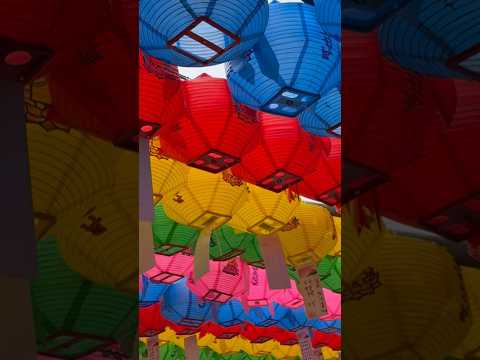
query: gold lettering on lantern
172 192 184 203
281 217 300 232
343 267 381 302
80 206 107 236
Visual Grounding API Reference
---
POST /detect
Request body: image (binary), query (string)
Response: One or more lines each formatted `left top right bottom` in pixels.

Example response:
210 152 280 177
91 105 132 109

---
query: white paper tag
259 234 291 289
194 228 211 280
297 265 328 319
184 335 199 360
147 335 158 360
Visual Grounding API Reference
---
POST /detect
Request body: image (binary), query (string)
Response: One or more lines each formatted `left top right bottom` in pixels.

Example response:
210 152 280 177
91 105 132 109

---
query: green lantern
240 236 264 268
160 342 185 360
32 236 137 359
210 225 257 261
153 204 200 256
317 255 341 293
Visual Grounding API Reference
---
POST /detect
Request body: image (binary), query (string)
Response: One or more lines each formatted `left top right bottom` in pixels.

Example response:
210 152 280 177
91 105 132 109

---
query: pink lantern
187 257 247 303
144 251 193 284
319 288 341 321
242 266 301 308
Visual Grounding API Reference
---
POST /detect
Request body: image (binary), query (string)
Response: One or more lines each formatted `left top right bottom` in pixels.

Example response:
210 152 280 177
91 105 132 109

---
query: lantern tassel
139 135 155 273
258 234 291 290
194 227 211 280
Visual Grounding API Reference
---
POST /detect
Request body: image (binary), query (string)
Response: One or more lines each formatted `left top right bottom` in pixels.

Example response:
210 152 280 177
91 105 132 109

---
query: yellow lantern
451 266 480 359
320 346 341 360
150 137 189 204
50 145 138 294
270 342 301 359
200 334 244 355
228 186 299 236
342 209 472 360
277 202 336 267
328 216 341 256
27 123 117 240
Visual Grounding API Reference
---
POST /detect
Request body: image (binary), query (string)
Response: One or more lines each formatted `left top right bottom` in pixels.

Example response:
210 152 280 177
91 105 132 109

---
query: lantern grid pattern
314 0 341 41
379 0 480 80
158 75 261 173
140 0 269 66
145 252 193 284
215 300 247 327
226 2 340 117
139 274 168 307
210 225 257 261
232 113 331 193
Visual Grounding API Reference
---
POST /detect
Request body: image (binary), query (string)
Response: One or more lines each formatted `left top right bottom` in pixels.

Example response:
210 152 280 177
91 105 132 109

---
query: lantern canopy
296 137 340 206
139 0 269 67
379 0 480 80
161 166 249 231
342 0 412 32
162 279 212 328
152 204 199 256
215 300 247 327
228 186 300 236
158 75 261 173
145 252 194 284
299 87 341 137
232 113 331 193
187 258 247 303
314 0 341 41
226 2 340 117
277 202 337 268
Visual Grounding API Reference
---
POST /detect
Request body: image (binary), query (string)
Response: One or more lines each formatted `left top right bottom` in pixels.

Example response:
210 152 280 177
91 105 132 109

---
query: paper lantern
226 2 340 117
159 342 185 360
139 51 182 129
342 214 472 360
342 0 411 32
49 138 138 294
317 256 341 293
298 87 341 137
240 323 275 344
139 274 168 307
273 305 308 332
161 166 248 231
47 28 137 145
187 258 247 303
319 289 341 321
145 252 194 284
152 204 200 256
210 225 258 261
201 322 243 340
26 123 115 241
277 202 336 268
450 267 480 359
158 75 261 173
0 0 110 82
247 307 278 328
215 300 247 327
232 113 331 192
308 319 341 334
447 80 480 128
241 236 265 268
32 236 137 359
139 0 269 66
243 266 286 308
328 216 341 256
162 279 212 328
139 303 168 337
270 280 304 309
315 0 341 41
311 333 341 352
229 185 300 236
379 1 480 80
296 137 341 206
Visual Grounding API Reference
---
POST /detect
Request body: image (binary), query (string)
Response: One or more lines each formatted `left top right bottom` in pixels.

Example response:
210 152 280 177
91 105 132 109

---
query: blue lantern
140 0 269 67
342 0 413 32
379 0 480 80
273 305 308 332
215 300 247 327
247 306 278 327
226 2 340 117
139 274 168 308
299 87 341 137
162 279 212 327
315 0 341 41
308 319 341 334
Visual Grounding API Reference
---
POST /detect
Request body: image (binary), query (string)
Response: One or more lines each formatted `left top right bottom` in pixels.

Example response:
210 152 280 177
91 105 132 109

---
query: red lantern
159 74 260 173
139 52 182 131
296 137 341 205
0 0 110 82
47 29 137 146
232 113 331 193
200 322 242 340
240 323 275 344
311 330 341 351
139 303 167 337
